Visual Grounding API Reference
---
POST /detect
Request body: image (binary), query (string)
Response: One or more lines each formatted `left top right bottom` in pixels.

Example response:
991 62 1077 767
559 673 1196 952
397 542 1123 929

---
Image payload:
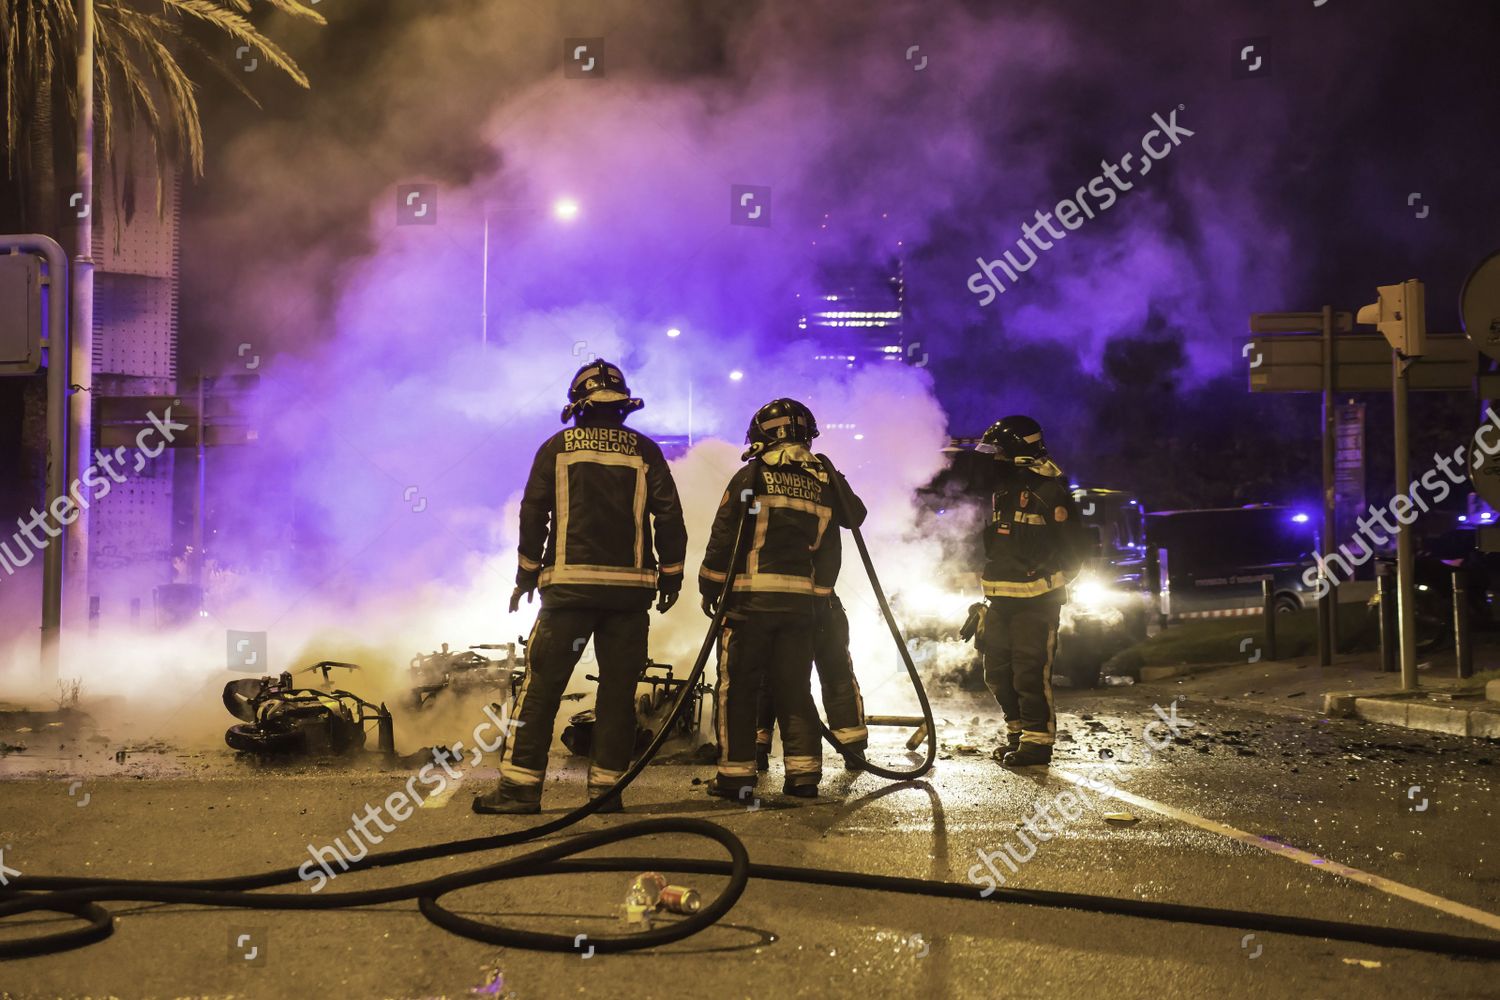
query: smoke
0 0 1222 732
14 0 1497 739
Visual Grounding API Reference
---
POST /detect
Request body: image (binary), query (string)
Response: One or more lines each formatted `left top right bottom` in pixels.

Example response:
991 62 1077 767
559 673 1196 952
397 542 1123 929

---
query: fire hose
3 495 1499 962
809 451 936 780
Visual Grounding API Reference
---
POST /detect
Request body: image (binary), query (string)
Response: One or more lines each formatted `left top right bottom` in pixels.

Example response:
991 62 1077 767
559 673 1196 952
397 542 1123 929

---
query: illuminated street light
667 327 681 338
729 370 744 382
553 197 580 221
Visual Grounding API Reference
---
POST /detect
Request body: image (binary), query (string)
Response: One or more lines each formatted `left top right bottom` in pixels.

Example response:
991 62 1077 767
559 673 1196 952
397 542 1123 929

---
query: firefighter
473 360 687 815
756 591 868 771
975 415 1088 768
755 467 869 771
700 398 841 800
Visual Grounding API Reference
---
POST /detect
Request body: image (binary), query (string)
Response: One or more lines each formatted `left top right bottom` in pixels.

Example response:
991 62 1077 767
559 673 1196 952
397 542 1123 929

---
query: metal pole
66 0 96 632
480 209 489 349
0 236 69 679
193 375 205 586
1377 564 1397 673
1261 578 1277 661
1320 305 1338 659
1393 353 1419 689
687 379 693 448
1452 568 1472 679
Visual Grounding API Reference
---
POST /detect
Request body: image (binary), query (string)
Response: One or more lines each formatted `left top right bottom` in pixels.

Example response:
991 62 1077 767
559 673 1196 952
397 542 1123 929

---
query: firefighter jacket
981 461 1089 599
516 417 687 611
699 444 842 616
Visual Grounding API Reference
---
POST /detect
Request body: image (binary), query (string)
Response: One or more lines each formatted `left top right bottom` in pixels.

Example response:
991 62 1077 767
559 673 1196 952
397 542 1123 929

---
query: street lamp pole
480 207 489 349
66 0 96 635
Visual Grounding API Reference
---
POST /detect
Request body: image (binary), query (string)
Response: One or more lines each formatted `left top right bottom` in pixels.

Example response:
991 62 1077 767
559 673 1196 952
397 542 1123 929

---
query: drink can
658 885 701 914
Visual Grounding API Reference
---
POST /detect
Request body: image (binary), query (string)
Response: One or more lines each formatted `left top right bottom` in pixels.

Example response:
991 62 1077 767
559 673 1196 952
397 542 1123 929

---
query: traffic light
1356 278 1427 357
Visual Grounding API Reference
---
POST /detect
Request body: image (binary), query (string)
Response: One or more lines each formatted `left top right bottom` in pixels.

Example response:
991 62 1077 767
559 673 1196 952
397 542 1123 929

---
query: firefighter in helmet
700 398 842 800
474 360 687 814
755 470 869 773
975 415 1088 767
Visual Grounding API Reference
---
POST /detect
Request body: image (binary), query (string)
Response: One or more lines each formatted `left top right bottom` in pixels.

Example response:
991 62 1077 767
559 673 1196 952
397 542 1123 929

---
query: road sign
0 252 43 375
1249 311 1354 334
1246 334 1475 392
98 422 257 449
97 376 260 450
1461 250 1500 362
1468 423 1500 511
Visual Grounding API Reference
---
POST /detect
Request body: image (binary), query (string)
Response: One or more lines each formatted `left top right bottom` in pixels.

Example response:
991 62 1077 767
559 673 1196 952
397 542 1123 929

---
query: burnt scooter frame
222 661 395 756
408 642 527 709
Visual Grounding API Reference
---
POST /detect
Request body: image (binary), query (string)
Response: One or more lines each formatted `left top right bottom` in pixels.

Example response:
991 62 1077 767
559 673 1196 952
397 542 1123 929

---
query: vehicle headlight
1068 573 1115 613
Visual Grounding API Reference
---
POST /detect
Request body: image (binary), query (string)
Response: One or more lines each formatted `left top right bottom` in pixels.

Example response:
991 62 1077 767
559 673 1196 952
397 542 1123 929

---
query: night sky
174 1 1499 515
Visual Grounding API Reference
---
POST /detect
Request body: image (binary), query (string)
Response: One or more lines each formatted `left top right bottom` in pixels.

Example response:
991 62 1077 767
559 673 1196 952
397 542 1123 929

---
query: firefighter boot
708 778 760 806
782 778 819 799
1001 742 1052 768
990 732 1023 763
472 782 542 815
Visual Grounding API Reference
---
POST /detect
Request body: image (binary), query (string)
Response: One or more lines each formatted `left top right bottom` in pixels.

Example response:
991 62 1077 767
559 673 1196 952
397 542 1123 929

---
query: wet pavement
1 681 1497 999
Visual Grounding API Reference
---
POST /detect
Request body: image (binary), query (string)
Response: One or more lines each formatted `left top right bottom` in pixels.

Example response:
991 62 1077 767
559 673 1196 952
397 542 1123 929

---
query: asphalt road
1 680 1496 1000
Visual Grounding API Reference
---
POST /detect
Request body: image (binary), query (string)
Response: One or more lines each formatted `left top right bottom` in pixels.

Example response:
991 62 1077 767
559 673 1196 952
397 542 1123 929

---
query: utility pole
1356 279 1427 690
1319 305 1338 662
66 0 96 629
1392 352 1419 688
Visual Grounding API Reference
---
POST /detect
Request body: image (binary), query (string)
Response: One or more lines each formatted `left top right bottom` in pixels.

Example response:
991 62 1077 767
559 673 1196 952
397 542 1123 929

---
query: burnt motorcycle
222 661 394 755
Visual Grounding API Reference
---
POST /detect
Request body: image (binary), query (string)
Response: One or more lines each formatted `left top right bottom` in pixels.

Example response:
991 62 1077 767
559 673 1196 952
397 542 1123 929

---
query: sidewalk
1131 648 1500 740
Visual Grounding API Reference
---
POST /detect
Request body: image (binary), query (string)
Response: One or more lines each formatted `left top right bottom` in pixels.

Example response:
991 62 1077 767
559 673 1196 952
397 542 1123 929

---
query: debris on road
1103 812 1139 826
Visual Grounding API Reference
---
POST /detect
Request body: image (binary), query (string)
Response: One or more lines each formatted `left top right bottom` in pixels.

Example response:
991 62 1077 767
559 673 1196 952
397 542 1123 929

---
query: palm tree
0 0 324 235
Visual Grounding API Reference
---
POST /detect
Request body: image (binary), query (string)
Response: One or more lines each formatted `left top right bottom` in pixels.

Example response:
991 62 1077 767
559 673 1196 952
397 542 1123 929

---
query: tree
0 0 323 236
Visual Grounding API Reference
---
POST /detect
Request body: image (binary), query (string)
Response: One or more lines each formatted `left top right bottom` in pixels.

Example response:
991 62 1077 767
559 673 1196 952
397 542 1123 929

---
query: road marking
1053 767 1500 934
420 772 465 809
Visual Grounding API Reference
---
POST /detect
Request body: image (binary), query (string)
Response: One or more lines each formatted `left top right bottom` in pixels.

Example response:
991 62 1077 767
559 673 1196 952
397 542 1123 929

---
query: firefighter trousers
715 611 822 789
980 591 1063 746
500 606 648 795
757 596 867 753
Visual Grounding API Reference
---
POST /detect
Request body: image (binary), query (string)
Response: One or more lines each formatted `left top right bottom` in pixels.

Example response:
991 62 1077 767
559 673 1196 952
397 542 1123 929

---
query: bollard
1316 589 1333 667
1453 569 1473 679
1261 579 1277 661
1377 566 1397 673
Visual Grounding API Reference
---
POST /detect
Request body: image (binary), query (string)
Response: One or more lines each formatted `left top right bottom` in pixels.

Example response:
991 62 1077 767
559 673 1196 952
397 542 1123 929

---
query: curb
1137 660 1245 683
1324 692 1500 739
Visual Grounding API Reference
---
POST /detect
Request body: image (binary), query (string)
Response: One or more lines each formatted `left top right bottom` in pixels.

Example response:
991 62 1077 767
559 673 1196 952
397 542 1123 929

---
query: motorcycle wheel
225 723 305 754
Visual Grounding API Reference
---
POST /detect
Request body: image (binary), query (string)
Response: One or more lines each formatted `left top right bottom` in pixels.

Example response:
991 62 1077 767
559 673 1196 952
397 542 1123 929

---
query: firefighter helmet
979 415 1047 464
561 360 644 423
743 398 819 458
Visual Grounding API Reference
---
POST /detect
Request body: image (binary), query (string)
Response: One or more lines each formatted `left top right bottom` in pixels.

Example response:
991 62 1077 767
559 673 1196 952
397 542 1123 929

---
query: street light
553 197 580 221
728 370 744 382
666 327 681 338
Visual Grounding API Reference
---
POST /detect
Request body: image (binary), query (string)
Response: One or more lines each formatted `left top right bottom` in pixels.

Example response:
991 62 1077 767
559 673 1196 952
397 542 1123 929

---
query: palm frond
159 0 313 88
3 0 319 211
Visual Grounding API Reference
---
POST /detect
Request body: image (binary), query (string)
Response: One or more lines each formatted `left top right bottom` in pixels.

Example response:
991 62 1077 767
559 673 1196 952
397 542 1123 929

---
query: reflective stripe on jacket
518 419 687 609
981 467 1087 600
700 447 842 615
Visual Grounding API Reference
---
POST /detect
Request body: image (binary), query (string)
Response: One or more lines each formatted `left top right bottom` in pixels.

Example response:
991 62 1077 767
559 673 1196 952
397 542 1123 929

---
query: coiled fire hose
3 493 1498 962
